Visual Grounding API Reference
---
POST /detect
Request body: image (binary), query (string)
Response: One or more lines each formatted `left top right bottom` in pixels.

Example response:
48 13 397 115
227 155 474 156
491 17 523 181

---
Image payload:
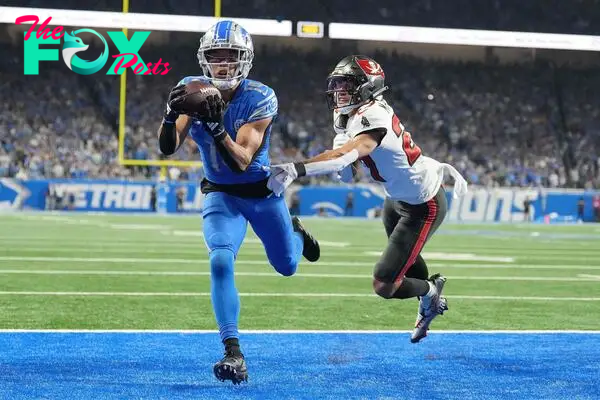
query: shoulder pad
346 101 390 138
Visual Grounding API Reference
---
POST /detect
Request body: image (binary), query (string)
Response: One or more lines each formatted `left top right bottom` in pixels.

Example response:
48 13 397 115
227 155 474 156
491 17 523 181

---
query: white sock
424 281 436 298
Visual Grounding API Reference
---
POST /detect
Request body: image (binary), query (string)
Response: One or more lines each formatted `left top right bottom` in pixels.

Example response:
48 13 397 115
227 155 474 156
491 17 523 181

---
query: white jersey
333 99 465 205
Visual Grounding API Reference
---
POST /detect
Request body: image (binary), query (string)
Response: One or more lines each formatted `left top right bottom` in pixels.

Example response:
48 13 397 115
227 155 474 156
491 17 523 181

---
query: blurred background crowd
1 0 599 189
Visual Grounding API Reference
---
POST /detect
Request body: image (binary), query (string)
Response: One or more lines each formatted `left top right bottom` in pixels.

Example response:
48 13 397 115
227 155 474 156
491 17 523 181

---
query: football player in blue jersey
157 20 320 384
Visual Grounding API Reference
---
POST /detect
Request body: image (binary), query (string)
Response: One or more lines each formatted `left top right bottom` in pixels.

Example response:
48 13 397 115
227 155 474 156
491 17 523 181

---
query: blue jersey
177 76 278 185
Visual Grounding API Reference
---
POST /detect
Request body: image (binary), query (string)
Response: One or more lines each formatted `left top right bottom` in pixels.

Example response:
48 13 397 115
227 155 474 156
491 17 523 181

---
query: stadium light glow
329 23 600 52
0 7 293 37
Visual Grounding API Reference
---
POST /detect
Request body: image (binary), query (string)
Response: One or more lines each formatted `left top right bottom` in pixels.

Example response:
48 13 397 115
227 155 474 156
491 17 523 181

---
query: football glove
199 95 226 141
163 83 187 123
265 163 302 196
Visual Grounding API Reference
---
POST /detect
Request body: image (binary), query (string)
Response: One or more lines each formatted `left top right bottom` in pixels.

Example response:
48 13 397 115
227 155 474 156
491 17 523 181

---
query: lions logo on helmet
197 20 254 90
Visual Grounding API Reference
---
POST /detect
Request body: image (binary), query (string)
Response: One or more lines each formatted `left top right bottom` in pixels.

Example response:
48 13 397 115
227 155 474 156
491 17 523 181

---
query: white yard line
577 274 600 281
0 291 598 301
0 269 597 282
365 251 515 263
3 256 600 271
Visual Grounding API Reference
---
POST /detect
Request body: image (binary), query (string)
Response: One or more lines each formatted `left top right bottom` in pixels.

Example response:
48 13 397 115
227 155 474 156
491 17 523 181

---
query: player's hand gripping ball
169 80 223 121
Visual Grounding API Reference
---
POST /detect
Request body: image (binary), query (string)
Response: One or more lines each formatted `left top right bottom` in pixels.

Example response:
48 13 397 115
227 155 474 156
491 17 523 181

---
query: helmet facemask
326 75 366 115
197 47 253 90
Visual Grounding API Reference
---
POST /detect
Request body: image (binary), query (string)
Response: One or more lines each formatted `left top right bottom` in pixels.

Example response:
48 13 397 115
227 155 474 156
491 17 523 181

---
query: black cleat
213 350 248 385
292 216 320 262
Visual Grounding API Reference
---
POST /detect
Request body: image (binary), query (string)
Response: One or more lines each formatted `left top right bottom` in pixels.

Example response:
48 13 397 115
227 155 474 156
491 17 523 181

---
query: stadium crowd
1 42 599 189
6 0 600 35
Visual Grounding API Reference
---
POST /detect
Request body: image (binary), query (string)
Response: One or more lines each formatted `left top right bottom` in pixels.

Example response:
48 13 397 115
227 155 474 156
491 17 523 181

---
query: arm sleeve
296 150 360 177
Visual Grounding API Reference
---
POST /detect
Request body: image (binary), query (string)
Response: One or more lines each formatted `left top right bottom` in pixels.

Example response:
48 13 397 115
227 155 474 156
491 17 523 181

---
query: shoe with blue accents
411 274 448 343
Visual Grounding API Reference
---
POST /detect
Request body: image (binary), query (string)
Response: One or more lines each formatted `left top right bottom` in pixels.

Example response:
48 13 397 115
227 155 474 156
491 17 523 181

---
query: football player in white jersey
266 55 468 342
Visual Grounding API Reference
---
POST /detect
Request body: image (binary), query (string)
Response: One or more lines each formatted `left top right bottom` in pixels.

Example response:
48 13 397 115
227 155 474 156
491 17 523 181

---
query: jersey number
392 114 422 166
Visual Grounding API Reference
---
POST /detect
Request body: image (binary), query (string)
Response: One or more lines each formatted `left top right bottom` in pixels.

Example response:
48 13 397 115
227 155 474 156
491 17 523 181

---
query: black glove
198 95 225 123
199 95 226 141
163 83 186 123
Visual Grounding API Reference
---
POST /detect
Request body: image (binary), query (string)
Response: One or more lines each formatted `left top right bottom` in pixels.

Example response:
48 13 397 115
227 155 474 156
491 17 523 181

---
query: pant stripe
394 197 438 284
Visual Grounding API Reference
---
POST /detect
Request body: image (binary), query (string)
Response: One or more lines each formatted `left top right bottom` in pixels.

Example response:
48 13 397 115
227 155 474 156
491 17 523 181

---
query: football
177 80 221 113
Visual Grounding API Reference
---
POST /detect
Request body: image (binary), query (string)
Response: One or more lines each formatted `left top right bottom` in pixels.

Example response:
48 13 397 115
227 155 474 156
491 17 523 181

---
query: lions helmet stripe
215 20 233 41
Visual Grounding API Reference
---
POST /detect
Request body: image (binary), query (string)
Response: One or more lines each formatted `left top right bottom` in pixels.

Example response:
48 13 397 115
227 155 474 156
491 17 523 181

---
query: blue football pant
201 192 304 342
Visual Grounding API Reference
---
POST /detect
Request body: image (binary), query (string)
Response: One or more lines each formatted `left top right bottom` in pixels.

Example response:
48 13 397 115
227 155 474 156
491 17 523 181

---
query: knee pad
210 248 235 279
207 232 233 251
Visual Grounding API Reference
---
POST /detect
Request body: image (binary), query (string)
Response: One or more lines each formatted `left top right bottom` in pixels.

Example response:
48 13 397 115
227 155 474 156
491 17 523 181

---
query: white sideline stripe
0 269 598 282
0 329 599 334
365 251 515 263
0 291 599 301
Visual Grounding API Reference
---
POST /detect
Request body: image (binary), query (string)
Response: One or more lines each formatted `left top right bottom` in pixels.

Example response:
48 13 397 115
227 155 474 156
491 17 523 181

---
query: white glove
333 133 350 149
265 163 299 196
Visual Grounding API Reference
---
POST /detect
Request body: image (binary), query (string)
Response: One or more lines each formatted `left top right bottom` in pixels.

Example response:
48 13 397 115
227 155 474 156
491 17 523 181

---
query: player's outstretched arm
158 114 192 156
266 129 383 196
214 117 271 172
297 129 383 175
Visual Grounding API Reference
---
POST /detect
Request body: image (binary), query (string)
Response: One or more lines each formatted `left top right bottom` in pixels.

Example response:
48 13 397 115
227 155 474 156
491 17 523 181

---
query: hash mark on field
0 269 598 282
0 291 598 301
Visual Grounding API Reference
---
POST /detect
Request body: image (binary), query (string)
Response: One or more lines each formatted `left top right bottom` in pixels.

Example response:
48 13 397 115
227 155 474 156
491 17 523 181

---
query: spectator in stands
593 194 600 223
1 34 599 189
577 197 585 221
523 197 532 222
345 193 354 217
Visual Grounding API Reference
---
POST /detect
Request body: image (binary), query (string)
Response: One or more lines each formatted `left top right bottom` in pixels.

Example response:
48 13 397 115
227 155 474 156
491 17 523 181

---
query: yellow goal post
116 0 222 177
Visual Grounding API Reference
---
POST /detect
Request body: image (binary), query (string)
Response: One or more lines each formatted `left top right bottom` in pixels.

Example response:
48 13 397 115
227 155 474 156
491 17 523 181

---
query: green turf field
0 212 599 330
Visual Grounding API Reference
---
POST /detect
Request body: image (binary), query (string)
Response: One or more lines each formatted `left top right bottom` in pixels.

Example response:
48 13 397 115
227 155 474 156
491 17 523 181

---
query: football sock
391 277 430 299
209 248 240 343
424 281 436 297
224 337 242 356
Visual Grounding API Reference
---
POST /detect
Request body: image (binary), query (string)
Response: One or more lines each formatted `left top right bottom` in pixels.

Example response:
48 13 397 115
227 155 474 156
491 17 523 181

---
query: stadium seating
6 0 600 34
1 18 599 188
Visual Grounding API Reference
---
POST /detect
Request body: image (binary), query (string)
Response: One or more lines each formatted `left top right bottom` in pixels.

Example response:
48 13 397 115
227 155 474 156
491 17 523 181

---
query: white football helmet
197 20 254 90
